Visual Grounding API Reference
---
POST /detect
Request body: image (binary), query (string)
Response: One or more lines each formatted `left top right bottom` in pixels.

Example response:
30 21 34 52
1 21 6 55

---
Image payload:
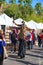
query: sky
32 0 43 8
6 0 43 8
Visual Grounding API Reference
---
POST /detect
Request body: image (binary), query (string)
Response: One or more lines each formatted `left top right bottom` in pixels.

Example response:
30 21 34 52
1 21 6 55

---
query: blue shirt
0 41 6 55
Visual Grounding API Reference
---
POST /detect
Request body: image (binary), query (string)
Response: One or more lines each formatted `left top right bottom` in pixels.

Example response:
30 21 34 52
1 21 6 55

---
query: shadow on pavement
31 50 43 54
9 54 18 58
26 53 43 58
8 51 43 59
16 59 39 65
34 48 43 51
8 57 39 65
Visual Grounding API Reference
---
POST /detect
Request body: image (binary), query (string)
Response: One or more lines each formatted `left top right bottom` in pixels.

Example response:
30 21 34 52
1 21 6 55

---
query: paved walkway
3 46 43 65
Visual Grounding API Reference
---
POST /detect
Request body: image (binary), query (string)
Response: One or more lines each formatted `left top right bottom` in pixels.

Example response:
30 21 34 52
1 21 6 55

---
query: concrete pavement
3 46 43 65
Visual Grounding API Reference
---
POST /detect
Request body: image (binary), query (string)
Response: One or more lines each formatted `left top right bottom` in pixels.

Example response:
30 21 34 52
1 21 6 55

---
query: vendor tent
0 16 5 25
0 26 1 30
37 23 43 29
14 18 23 25
13 23 19 27
26 20 37 30
0 13 13 26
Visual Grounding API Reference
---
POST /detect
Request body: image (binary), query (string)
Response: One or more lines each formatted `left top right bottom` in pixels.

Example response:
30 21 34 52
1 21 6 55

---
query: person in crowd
26 32 31 50
0 30 7 65
30 29 36 49
37 33 41 47
18 22 26 59
32 30 36 45
9 29 17 52
40 30 43 48
1 30 5 41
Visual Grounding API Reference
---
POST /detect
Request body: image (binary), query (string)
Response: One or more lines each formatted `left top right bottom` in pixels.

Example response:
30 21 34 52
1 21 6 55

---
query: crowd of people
9 22 26 59
9 21 43 59
0 21 43 65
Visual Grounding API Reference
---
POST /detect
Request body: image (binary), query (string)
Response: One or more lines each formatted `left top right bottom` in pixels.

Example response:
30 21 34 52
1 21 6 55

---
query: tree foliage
0 0 5 2
0 0 43 23
35 2 42 15
18 0 32 6
9 0 16 4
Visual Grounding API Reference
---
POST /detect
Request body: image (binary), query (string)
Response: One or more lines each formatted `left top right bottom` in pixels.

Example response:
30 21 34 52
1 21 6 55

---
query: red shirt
31 33 34 41
40 33 43 40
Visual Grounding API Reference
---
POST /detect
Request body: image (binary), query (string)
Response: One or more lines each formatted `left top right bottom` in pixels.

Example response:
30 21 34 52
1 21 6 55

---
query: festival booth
0 13 20 50
25 20 43 46
26 20 37 30
0 16 6 30
0 13 13 26
25 20 38 46
36 23 43 36
25 20 40 36
37 23 43 29
0 16 5 25
14 18 24 26
0 13 13 44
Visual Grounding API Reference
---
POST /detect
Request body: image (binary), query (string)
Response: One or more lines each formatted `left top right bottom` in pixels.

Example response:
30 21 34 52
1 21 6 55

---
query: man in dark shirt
10 30 17 52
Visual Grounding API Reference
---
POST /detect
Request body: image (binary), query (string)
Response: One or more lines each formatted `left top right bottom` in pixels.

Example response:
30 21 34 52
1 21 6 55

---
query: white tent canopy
0 16 6 25
26 20 37 30
14 18 23 25
25 20 43 30
0 13 13 26
13 23 19 27
25 22 28 27
0 26 1 30
37 23 43 29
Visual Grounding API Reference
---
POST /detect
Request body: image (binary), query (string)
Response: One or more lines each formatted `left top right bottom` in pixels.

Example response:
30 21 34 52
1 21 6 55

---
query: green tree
0 0 6 2
3 0 43 23
35 2 42 15
0 1 6 14
18 0 32 6
4 4 22 19
18 0 33 16
9 0 16 4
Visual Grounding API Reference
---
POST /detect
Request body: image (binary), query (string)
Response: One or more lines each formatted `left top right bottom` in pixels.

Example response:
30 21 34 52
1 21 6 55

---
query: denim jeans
18 39 26 57
31 41 33 49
